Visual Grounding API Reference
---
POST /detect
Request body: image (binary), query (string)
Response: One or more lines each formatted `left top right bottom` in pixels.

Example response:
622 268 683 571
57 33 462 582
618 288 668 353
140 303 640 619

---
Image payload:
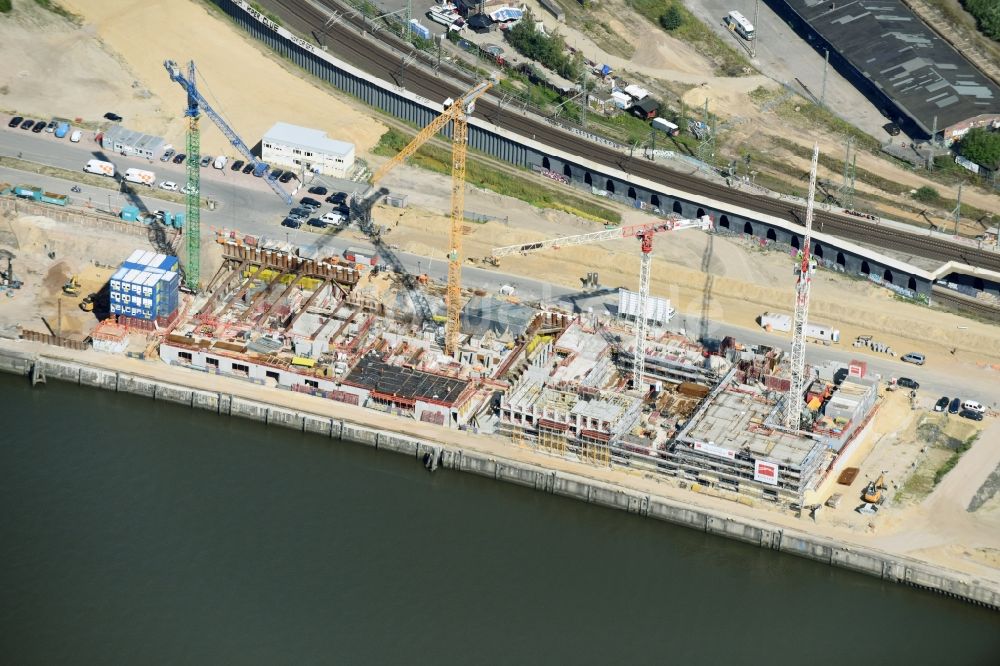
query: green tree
0 0 12 13
660 4 683 31
959 127 1000 169
960 0 1000 41
913 186 941 204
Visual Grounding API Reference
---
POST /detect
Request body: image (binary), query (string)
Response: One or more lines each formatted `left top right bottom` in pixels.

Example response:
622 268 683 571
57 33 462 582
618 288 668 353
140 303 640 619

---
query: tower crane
489 215 712 390
370 78 493 357
163 60 294 290
785 144 820 430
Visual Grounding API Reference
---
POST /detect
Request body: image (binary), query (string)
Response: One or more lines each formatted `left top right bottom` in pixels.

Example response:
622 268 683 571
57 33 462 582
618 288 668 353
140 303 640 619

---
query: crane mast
490 215 711 390
370 79 493 357
785 144 820 430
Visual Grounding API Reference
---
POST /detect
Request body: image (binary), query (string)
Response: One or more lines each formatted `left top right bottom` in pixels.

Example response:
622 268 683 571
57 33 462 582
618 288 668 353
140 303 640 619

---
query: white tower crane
785 144 820 430
489 215 712 390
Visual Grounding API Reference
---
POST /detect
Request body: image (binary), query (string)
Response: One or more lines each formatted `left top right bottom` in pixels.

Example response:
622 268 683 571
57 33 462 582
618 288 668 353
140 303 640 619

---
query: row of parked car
8 115 82 142
281 189 351 229
934 396 986 421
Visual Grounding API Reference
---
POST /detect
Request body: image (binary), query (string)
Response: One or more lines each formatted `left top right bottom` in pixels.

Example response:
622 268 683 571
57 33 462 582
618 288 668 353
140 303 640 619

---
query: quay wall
2 349 998 612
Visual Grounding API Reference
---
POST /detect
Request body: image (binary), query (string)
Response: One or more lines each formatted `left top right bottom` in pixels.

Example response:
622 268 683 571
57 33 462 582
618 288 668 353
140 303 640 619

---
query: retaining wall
2 349 997 611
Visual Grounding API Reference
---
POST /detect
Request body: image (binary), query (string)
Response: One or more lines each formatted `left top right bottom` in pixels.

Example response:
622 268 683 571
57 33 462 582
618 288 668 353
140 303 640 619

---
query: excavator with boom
62 275 81 296
862 471 887 504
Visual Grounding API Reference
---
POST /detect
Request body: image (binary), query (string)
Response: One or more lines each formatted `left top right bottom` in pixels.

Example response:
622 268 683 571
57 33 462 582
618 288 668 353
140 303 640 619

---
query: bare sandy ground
13 0 387 158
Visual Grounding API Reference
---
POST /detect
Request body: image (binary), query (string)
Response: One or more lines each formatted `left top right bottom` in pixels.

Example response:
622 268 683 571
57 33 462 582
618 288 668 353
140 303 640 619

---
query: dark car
959 409 984 422
308 185 328 195
883 122 900 136
288 207 311 219
173 153 186 164
241 162 254 174
104 112 123 122
230 159 245 172
31 122 45 133
307 217 327 228
934 396 949 412
20 119 34 130
299 197 321 208
335 204 351 218
268 169 283 181
8 116 23 128
896 377 919 390
326 191 348 204
279 171 295 184
948 397 962 414
281 217 302 229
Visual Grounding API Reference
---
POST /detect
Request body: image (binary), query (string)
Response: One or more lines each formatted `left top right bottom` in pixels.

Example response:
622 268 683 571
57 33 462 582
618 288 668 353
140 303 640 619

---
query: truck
54 122 70 139
213 155 228 169
123 168 156 187
84 159 115 178
759 312 840 343
652 117 680 136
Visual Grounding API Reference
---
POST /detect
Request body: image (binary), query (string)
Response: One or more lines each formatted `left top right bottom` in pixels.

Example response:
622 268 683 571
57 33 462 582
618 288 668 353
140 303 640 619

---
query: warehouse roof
344 355 469 405
777 0 1000 134
262 122 354 157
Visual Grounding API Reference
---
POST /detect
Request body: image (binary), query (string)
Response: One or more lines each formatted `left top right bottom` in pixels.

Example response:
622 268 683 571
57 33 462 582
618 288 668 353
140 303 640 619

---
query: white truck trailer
760 312 840 343
123 168 156 187
83 159 115 178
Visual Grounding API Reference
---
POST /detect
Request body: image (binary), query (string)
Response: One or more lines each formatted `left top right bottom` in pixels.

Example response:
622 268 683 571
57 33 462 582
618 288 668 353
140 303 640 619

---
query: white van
213 155 228 169
962 400 985 414
69 130 83 143
321 211 344 225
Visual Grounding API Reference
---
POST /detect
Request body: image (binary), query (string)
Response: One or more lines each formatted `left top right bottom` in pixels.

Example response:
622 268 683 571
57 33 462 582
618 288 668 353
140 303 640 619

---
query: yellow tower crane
370 78 493 357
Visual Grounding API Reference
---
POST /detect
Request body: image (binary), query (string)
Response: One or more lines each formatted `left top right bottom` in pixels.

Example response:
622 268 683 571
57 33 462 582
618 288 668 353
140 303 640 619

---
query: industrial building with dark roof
344 355 470 406
768 0 1000 139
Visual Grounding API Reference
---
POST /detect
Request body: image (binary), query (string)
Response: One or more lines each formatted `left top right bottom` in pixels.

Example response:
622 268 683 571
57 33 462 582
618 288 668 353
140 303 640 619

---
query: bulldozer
62 275 81 296
862 471 888 504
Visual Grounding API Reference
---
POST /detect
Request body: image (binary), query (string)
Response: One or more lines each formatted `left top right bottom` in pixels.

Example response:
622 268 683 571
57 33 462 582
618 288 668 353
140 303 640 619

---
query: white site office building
261 122 356 178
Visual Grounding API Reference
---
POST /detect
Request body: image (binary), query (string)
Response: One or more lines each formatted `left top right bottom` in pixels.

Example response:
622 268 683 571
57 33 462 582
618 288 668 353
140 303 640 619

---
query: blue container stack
108 249 181 321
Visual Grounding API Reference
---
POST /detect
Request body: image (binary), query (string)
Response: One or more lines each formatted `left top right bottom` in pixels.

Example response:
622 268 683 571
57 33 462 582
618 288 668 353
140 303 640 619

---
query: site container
120 206 141 222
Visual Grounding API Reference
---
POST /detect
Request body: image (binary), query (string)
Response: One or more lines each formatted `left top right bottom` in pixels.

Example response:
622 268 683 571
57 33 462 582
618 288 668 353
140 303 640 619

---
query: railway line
263 0 1000 273
931 286 1000 323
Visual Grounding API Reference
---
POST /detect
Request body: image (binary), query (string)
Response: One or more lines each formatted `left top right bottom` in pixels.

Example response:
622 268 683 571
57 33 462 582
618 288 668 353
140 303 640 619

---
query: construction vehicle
0 249 22 290
370 77 495 357
79 293 96 312
62 275 81 296
489 215 711 389
862 471 887 504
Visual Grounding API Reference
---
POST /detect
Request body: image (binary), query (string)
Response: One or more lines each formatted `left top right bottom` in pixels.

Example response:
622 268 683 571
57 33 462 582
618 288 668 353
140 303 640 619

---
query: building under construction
150 229 878 506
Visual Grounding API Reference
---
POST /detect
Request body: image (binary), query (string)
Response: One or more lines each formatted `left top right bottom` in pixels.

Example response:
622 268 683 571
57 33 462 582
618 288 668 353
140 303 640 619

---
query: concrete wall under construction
2 347 997 612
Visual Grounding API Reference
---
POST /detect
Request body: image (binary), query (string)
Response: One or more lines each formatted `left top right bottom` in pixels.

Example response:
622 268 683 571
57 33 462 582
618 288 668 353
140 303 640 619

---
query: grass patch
248 0 282 26
627 0 753 76
0 155 207 209
33 0 80 23
749 86 879 152
373 129 620 223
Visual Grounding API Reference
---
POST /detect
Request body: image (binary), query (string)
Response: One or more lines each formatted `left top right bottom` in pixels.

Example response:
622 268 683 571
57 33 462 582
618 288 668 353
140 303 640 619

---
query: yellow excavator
862 471 887 504
62 275 81 296
79 293 96 312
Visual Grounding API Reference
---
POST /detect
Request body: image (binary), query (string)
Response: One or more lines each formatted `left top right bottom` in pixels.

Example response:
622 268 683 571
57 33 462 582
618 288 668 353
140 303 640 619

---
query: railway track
262 0 1000 273
931 286 1000 323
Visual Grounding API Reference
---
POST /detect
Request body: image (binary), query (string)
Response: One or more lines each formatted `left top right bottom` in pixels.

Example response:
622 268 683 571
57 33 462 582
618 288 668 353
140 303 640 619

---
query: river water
1 373 998 664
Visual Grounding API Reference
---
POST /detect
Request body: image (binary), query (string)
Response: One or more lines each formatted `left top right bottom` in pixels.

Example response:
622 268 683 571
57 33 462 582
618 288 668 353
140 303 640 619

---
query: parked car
934 396 949 412
962 400 986 414
896 377 919 390
959 409 984 422
334 204 351 218
901 352 925 365
160 149 176 162
308 185 328 195
299 197 321 209
199 155 213 168
20 119 34 130
279 171 295 184
104 112 123 122
231 159 245 172
281 217 302 229
326 192 348 204
8 116 23 128
181 184 198 195
173 153 186 164
31 122 45 133
159 181 179 191
948 397 962 414
288 207 311 219
242 163 255 174
45 120 57 133
883 122 900 136
268 169 283 181
321 211 344 225
306 217 327 228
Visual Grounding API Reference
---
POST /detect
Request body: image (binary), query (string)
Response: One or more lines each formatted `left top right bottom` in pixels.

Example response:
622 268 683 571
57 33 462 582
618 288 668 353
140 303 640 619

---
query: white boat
427 6 460 26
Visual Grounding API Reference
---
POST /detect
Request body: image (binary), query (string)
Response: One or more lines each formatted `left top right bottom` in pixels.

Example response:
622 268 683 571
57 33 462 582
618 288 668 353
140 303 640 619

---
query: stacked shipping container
109 250 181 322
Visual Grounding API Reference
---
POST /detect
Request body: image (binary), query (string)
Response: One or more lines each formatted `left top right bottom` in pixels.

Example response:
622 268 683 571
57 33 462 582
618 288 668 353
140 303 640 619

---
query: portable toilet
120 205 141 222
173 212 184 230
